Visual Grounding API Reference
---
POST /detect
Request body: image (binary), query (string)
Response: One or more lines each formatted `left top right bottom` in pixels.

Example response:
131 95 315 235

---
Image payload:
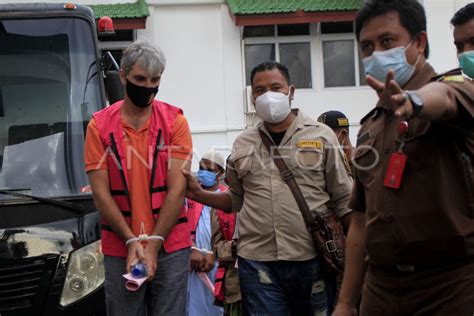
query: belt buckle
396 264 415 272
325 240 336 253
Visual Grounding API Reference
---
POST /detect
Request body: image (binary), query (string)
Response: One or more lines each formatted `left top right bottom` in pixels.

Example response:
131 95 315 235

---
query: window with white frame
242 22 367 90
243 24 312 89
320 22 367 88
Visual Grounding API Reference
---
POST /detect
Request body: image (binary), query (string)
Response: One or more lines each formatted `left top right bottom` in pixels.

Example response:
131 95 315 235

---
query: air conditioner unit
244 85 255 113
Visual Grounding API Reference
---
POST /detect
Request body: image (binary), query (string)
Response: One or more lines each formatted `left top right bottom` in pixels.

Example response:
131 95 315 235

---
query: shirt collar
257 108 317 146
257 108 316 130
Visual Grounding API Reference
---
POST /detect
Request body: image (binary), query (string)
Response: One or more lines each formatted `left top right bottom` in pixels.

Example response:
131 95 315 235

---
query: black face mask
126 78 158 108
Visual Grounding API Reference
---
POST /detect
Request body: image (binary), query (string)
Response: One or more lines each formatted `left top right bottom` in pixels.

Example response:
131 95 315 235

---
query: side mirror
105 71 124 105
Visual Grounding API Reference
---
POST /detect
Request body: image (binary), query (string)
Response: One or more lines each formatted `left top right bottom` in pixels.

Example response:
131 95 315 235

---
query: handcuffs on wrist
125 234 164 246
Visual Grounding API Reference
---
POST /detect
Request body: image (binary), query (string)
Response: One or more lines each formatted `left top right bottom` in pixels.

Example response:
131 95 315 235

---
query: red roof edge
233 10 358 26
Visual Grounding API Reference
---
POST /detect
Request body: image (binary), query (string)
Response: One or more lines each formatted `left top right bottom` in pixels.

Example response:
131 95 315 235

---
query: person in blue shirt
186 150 226 316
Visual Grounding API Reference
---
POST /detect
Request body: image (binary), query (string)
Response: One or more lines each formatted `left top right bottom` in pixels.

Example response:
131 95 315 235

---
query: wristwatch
405 90 424 118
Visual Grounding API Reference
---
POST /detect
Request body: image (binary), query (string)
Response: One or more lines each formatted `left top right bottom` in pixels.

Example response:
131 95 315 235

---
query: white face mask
255 91 291 124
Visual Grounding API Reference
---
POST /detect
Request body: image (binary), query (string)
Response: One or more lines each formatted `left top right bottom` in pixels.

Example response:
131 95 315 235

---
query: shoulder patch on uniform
297 140 323 149
441 75 465 83
432 68 463 82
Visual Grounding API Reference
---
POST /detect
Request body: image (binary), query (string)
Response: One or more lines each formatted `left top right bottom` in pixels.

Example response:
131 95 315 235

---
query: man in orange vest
85 40 193 316
187 150 226 316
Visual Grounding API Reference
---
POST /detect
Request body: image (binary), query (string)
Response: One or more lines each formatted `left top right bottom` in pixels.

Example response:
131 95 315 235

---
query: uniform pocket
398 121 437 172
291 148 324 171
353 136 378 187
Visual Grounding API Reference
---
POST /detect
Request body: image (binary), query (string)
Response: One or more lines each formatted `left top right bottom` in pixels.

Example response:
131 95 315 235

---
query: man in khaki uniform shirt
184 61 353 315
334 1 474 316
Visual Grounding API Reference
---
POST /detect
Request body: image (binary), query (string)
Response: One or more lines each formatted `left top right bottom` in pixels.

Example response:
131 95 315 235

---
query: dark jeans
324 273 337 315
104 247 190 316
238 256 328 316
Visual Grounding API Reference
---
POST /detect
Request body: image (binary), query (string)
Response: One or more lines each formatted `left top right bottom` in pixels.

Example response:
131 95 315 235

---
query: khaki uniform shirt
226 109 353 261
350 64 474 267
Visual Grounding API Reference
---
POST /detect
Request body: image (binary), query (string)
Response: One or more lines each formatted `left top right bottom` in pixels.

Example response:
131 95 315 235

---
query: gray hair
120 40 166 76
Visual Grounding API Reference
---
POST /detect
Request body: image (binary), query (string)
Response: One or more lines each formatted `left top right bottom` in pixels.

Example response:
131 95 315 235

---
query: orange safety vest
94 100 191 257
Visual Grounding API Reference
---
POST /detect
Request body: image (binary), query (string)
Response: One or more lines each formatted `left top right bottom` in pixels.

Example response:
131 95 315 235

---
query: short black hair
355 0 429 58
250 61 291 86
451 3 474 26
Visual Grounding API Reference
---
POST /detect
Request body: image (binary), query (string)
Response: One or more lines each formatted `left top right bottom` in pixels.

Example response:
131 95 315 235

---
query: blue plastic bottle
131 262 148 278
